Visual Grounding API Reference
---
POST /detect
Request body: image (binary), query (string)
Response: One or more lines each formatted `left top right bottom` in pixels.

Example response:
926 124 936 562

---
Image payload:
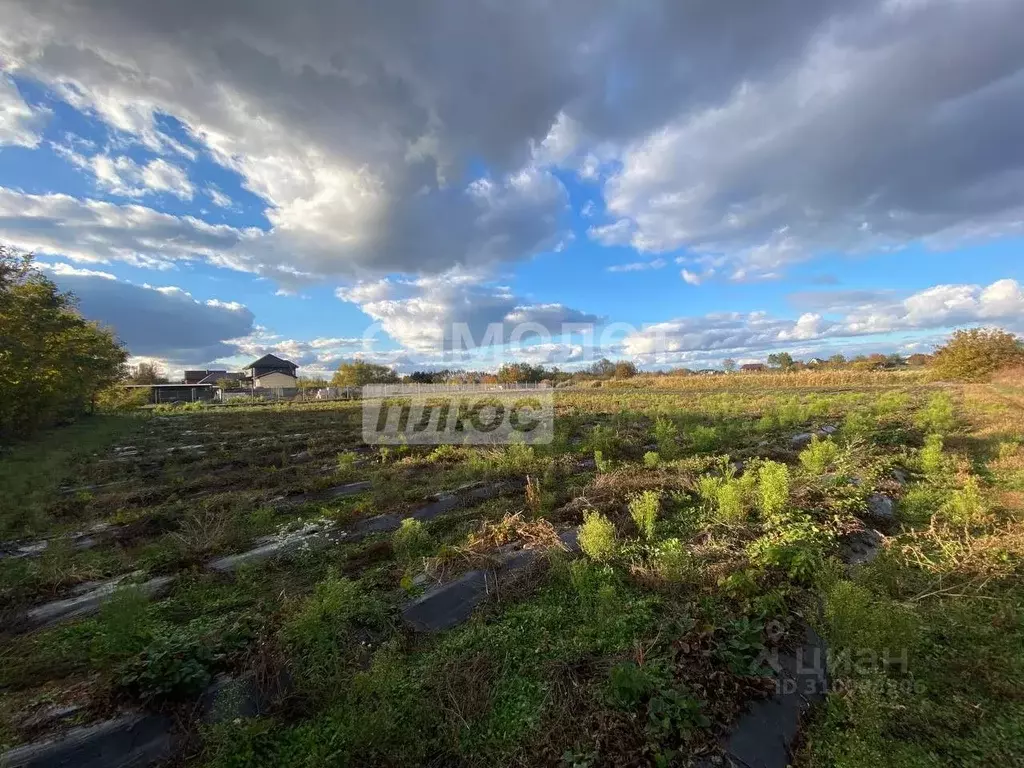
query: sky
0 0 1022 377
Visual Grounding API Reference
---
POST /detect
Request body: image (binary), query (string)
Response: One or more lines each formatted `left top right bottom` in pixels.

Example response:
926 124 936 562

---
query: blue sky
1 0 1022 376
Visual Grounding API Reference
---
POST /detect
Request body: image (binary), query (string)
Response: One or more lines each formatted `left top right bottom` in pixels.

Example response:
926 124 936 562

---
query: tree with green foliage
767 352 795 371
0 246 127 440
331 360 398 387
931 327 1024 381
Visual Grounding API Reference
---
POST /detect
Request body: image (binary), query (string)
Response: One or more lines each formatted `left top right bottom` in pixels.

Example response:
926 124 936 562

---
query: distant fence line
360 382 551 398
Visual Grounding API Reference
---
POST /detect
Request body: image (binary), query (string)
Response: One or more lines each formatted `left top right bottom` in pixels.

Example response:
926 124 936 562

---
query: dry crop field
1 373 1022 767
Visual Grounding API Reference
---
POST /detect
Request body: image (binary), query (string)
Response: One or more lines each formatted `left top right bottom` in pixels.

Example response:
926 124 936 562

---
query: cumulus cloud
43 267 256 363
623 278 1024 362
83 154 194 199
0 0 1019 297
335 272 602 353
0 75 47 147
0 187 251 270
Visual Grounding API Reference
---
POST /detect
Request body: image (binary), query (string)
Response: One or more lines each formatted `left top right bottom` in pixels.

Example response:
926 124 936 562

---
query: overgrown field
1 377 1022 767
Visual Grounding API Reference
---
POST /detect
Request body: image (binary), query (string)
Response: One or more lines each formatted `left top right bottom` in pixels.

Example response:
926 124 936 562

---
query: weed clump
653 417 680 460
579 511 618 562
392 518 435 564
916 393 957 435
757 461 791 520
799 436 841 475
941 476 986 526
629 491 660 540
918 433 947 477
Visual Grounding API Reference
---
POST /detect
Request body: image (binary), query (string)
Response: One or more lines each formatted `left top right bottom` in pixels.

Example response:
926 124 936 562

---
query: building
740 363 766 373
184 369 226 385
243 354 299 390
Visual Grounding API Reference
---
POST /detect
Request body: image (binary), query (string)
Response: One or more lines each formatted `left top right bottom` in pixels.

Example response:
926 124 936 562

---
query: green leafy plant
757 461 791 521
919 433 947 477
643 451 661 468
653 417 680 460
748 517 830 581
392 518 435 564
689 425 719 453
629 491 660 540
942 476 986 526
799 436 841 475
579 511 618 562
916 393 957 435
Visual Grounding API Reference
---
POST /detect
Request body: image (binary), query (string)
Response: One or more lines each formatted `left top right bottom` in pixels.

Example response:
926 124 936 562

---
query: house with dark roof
243 354 299 390
184 369 226 385
740 363 767 373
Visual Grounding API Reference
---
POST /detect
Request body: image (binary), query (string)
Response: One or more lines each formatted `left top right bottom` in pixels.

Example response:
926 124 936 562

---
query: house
197 371 246 387
740 363 766 373
184 369 225 385
244 354 299 389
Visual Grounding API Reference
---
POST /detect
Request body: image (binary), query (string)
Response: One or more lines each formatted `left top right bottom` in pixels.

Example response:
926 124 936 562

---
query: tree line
0 247 127 441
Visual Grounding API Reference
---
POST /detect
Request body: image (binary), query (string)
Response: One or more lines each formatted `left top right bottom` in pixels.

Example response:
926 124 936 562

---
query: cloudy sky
1 0 1022 375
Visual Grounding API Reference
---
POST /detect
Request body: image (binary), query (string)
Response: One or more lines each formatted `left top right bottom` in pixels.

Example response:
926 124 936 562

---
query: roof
246 353 297 370
197 371 246 385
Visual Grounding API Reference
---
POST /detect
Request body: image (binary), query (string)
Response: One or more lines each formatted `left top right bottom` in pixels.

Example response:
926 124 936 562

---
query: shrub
392 518 434 564
916 393 957 435
629 491 660 540
653 417 680 459
931 327 1024 381
579 511 618 562
337 450 360 477
95 385 150 413
757 461 791 520
643 451 661 468
799 436 841 475
942 476 986 526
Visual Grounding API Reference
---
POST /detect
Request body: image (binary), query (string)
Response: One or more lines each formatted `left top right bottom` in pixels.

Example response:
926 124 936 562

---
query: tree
767 352 795 371
0 246 127 439
722 358 737 373
497 362 545 383
587 358 616 378
131 362 167 384
331 360 398 387
613 360 638 379
931 327 1024 381
827 354 847 368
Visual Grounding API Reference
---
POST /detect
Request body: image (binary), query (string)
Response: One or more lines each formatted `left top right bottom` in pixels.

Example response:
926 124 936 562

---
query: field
1 373 1023 767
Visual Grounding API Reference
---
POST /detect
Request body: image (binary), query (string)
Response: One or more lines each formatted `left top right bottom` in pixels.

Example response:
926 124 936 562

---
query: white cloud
206 185 234 208
681 269 702 286
335 271 601 353
88 154 194 200
623 278 1024 361
0 187 257 272
607 258 667 273
588 219 634 247
37 261 116 280
0 75 47 147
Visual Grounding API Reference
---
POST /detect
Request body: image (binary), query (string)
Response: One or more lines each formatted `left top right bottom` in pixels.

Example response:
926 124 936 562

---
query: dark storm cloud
49 270 255 363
